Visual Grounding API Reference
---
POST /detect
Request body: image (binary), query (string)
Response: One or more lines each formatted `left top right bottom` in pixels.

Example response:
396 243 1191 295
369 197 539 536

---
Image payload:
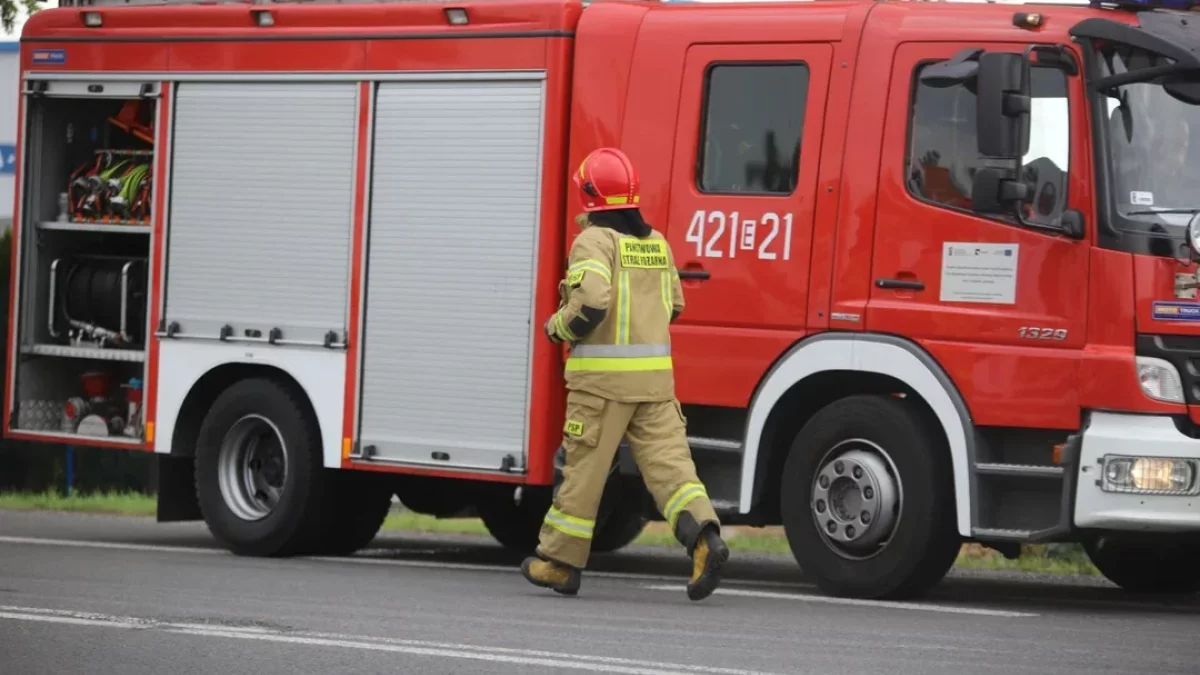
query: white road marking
0 535 816 590
0 605 785 675
640 585 1038 618
0 535 221 556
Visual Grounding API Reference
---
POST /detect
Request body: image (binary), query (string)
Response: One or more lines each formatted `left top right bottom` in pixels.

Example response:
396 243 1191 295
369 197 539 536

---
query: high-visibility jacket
547 214 684 403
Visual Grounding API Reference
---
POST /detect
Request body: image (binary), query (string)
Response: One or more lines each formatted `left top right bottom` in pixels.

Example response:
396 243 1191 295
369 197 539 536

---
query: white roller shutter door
165 82 357 345
358 77 545 471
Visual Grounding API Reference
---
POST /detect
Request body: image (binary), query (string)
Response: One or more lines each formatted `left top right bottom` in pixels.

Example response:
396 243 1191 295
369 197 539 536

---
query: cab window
906 63 1070 227
697 62 809 195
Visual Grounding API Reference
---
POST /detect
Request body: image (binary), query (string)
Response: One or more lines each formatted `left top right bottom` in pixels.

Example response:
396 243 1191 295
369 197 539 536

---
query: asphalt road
2 510 1199 675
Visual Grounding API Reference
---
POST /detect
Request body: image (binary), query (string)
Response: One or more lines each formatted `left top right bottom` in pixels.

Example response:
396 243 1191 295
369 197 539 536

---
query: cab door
664 43 832 405
865 42 1090 427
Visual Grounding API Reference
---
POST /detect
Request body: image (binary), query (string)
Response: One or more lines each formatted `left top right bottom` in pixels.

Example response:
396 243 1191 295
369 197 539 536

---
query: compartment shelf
21 343 146 362
38 221 151 234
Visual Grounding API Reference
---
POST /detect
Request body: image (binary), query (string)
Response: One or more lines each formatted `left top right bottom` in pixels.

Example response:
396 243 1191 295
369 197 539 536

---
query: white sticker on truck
939 242 1019 305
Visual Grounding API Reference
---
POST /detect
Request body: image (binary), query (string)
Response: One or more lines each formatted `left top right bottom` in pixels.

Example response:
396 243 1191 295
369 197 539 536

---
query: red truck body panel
8 0 1200 485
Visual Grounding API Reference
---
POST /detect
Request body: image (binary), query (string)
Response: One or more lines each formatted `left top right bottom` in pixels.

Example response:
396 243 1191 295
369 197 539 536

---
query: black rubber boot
686 525 729 602
521 553 582 597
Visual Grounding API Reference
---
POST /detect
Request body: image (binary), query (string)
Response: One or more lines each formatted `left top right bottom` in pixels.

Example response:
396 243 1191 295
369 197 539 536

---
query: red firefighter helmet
573 147 640 212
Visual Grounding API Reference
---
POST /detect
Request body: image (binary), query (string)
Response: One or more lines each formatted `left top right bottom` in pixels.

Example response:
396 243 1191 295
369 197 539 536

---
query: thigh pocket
671 399 688 427
563 390 607 449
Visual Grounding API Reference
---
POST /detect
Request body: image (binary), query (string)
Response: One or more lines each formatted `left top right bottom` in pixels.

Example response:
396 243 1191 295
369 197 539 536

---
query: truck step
971 526 1063 544
687 436 743 453
974 462 1064 478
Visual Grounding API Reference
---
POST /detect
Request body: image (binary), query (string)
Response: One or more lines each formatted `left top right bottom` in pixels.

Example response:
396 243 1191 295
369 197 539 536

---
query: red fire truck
7 0 1200 599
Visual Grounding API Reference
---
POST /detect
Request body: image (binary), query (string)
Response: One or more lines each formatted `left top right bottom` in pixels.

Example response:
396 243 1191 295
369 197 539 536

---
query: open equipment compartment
12 80 157 443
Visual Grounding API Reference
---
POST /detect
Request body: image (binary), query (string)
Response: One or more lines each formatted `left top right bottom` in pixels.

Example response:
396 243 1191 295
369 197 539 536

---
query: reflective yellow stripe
616 271 630 345
571 344 669 358
664 482 708 529
569 259 612 284
544 506 594 539
659 270 671 317
553 313 577 342
565 355 673 372
605 194 640 206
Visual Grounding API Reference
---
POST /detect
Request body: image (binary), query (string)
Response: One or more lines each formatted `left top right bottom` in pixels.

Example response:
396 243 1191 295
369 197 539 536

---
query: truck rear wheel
1083 534 1200 594
477 486 551 552
779 394 961 599
317 472 395 556
476 485 646 554
591 502 647 553
477 448 648 554
194 377 328 557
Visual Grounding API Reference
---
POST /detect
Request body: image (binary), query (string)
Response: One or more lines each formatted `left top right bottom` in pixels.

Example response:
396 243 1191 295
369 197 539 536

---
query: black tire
779 394 961 599
317 472 395 556
1084 534 1200 594
592 503 647 553
478 446 650 554
194 377 328 557
477 486 552 553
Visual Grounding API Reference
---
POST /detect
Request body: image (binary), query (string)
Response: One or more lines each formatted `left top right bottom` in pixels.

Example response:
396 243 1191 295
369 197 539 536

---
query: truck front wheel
194 377 328 557
1084 534 1200 594
779 394 961 599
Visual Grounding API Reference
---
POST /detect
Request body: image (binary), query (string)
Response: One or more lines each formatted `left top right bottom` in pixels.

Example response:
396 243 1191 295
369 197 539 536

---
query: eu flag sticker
1152 301 1200 321
31 49 66 66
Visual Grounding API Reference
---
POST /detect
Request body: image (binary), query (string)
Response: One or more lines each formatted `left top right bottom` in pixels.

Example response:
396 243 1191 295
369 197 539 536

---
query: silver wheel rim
217 414 288 522
810 438 903 561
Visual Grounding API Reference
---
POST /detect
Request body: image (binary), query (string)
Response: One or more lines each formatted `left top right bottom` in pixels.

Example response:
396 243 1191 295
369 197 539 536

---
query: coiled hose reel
50 256 148 348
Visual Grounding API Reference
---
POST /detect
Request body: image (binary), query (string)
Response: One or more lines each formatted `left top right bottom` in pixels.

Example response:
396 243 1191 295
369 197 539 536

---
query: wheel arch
739 332 976 537
169 362 321 459
154 340 347 469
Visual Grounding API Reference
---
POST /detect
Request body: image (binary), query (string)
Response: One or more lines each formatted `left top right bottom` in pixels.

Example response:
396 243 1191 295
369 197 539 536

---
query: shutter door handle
875 278 925 291
678 266 710 281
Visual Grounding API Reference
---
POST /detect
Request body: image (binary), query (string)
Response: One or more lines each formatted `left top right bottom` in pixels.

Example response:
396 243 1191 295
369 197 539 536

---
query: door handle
875 277 925 291
677 267 711 281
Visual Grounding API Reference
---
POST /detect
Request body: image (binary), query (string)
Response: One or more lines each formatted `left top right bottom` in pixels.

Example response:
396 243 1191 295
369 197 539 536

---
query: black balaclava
587 208 653 238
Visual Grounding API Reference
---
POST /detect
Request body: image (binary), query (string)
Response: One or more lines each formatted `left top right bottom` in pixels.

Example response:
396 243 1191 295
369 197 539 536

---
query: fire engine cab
7 0 1200 600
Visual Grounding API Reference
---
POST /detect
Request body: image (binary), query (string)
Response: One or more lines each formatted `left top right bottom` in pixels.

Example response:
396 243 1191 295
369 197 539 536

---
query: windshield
1098 44 1200 237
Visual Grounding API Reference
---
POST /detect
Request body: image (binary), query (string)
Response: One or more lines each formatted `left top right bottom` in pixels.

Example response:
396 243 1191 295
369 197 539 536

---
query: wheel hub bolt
845 525 857 539
863 486 874 500
819 475 830 489
852 466 863 479
826 521 837 534
834 461 845 475
861 511 871 524
816 499 827 513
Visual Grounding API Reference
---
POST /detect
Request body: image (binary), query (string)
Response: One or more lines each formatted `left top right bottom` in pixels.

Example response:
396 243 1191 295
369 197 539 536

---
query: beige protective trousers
537 389 720 569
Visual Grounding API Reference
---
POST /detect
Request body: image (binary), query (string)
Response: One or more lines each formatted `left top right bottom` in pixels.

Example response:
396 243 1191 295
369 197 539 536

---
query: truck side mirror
971 167 1029 214
921 46 1083 240
975 51 1031 159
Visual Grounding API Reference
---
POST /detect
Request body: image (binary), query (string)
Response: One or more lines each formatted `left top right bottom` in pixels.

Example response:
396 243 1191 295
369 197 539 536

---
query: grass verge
0 490 1098 576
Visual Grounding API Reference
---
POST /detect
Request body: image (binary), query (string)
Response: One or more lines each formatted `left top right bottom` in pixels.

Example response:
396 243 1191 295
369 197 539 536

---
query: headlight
1136 356 1185 404
1102 455 1200 495
1188 213 1200 257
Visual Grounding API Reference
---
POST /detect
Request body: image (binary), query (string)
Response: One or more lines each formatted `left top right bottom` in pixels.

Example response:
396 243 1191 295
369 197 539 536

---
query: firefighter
520 147 729 601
